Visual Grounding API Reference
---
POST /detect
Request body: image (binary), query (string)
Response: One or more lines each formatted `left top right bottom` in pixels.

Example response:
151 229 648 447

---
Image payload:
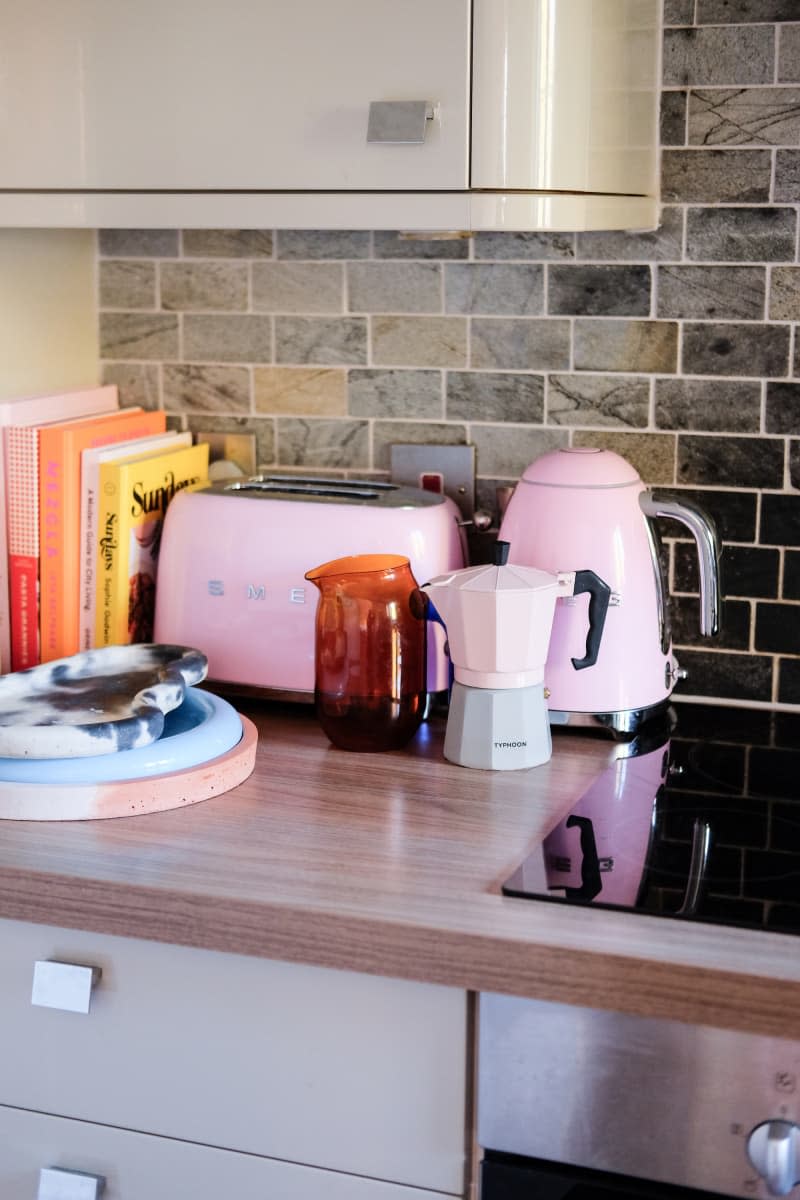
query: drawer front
0 919 466 1194
0 1104 457 1200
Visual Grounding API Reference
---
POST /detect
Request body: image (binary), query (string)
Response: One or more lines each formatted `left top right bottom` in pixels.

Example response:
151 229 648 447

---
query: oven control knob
747 1120 800 1196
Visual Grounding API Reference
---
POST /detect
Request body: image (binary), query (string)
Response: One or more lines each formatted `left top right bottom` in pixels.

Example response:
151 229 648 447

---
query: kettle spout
640 493 721 637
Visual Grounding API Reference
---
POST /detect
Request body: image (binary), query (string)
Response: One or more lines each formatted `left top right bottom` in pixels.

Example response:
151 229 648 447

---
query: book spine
5 427 41 669
0 453 10 672
38 440 63 662
78 462 99 653
95 464 122 648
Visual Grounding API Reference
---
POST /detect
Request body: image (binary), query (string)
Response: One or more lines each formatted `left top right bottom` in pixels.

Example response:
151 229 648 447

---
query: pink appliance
421 540 609 770
498 448 721 734
153 475 464 696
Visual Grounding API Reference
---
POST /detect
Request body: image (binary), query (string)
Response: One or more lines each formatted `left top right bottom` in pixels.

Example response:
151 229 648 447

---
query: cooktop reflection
503 702 800 935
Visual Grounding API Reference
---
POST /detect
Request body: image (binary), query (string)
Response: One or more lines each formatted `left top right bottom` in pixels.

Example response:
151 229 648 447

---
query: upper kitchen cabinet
0 0 660 232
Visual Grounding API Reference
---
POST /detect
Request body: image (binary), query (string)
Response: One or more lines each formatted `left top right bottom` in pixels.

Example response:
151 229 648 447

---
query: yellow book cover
95 442 209 647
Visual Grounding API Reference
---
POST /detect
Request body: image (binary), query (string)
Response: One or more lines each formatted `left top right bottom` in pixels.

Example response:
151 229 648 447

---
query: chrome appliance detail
479 994 800 1200
31 960 102 1014
640 491 721 638
747 1120 800 1197
38 1167 105 1200
366 100 434 144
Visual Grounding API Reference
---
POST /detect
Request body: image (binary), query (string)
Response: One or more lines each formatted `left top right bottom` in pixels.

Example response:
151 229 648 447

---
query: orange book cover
38 407 166 662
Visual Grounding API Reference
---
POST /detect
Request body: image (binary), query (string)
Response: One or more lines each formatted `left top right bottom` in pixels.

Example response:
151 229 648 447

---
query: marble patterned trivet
0 643 208 759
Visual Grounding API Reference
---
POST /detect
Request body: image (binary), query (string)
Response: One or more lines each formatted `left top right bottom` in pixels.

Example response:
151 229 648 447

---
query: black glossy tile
671 594 751 649
672 701 774 743
743 848 800 902
751 752 800 803
761 494 800 546
766 903 800 933
783 550 800 599
778 657 800 704
703 896 769 927
755 601 800 653
790 441 800 489
672 648 773 700
675 543 779 598
766 382 800 434
660 488 758 542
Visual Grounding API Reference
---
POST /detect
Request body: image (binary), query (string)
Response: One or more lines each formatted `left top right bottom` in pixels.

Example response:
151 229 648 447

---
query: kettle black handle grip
571 569 611 671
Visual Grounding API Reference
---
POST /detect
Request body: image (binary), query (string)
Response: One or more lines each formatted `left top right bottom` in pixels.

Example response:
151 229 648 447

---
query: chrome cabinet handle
38 1167 106 1200
31 960 102 1014
367 100 434 143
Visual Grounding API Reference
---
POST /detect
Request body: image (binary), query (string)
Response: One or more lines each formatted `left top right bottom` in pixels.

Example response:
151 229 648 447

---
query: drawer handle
38 1167 106 1200
367 100 434 144
31 961 102 1014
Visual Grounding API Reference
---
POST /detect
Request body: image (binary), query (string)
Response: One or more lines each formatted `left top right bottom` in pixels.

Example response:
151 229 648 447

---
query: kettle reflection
305 553 427 752
543 738 669 906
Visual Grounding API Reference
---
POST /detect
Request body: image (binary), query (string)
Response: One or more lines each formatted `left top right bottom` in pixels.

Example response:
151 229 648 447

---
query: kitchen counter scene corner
0 698 798 1041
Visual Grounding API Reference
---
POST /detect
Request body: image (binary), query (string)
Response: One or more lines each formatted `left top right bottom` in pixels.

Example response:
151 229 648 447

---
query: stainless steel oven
478 702 800 1200
478 994 800 1199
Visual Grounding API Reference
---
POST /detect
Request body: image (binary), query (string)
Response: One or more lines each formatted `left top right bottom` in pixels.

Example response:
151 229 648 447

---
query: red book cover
38 406 166 662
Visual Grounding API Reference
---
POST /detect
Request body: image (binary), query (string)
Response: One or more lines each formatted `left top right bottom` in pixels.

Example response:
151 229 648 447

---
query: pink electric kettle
498 448 721 734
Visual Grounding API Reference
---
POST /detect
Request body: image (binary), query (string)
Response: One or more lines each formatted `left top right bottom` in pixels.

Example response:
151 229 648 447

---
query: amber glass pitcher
304 554 427 752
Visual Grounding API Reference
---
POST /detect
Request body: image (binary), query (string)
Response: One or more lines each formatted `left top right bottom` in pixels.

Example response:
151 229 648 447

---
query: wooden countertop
1 699 798 1040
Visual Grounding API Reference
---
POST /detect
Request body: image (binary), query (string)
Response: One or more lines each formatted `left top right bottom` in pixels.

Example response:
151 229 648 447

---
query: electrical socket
389 443 476 521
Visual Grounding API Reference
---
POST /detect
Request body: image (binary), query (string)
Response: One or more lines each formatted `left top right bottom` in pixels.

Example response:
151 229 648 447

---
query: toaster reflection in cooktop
503 702 800 936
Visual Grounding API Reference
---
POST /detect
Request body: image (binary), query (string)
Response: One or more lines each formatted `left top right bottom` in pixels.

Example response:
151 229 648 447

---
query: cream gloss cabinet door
0 919 467 1195
0 1105 456 1200
0 0 470 191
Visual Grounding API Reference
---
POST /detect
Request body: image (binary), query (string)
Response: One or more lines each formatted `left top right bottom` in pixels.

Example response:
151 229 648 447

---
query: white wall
0 229 97 401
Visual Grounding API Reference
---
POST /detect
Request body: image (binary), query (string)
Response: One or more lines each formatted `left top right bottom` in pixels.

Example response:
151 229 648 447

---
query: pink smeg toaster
153 474 465 696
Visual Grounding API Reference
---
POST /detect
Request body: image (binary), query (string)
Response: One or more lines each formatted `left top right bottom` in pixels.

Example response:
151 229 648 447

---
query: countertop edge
2 866 799 1042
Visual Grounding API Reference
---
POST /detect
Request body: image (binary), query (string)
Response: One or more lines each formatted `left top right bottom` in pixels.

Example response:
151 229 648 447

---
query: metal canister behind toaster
153 475 465 697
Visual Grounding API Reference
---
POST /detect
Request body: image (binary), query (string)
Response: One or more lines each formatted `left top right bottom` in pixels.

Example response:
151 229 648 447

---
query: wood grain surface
1 699 798 1039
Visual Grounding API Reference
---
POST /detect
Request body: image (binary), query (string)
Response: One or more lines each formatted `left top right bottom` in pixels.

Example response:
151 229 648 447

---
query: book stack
0 385 210 674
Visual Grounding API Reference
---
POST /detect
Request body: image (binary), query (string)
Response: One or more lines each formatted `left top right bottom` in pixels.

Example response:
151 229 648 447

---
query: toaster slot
225 476 399 501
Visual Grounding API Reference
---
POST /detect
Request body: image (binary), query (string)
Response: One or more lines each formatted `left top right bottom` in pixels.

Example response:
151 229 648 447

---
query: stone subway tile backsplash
97 4 800 706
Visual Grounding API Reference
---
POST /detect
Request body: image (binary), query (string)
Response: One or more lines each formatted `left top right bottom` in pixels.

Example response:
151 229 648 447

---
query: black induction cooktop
503 702 800 936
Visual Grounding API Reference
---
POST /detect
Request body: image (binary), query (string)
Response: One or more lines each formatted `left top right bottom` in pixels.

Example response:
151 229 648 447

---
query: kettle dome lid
521 447 642 487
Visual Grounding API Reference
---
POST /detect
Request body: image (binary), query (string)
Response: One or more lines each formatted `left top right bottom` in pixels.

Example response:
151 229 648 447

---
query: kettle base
548 699 672 738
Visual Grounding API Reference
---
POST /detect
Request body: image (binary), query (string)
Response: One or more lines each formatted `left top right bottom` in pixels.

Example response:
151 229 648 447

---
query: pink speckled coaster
0 715 257 820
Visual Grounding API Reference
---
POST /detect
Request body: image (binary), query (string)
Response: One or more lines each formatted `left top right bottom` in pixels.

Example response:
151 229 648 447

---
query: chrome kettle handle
639 492 721 637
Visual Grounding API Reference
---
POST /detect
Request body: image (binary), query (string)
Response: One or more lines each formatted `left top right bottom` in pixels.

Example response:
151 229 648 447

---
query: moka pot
422 542 610 771
498 448 721 734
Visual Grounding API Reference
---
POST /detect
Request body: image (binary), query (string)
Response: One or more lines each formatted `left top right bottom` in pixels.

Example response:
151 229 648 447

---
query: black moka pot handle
571 570 611 671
